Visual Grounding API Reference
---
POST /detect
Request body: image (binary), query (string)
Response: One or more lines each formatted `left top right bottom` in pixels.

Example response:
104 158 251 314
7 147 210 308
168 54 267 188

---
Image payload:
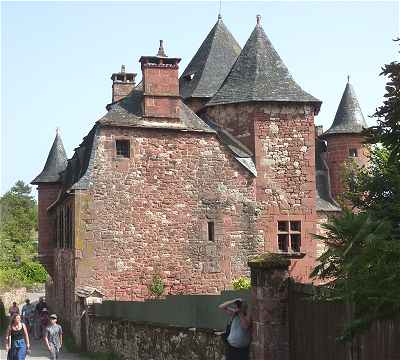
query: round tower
31 129 68 276
322 78 369 200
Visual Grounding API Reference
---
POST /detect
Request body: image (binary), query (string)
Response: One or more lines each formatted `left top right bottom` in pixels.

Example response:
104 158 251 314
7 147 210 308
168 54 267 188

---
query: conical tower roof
31 130 68 184
179 15 241 100
207 16 320 110
324 79 367 136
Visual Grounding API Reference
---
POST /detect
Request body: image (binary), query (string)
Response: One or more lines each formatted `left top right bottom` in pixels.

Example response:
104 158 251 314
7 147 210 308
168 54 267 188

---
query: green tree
0 181 47 288
313 46 400 339
312 210 400 338
0 180 37 245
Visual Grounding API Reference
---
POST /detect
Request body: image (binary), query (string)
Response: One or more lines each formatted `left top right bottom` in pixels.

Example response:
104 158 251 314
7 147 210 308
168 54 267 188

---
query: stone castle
32 15 368 333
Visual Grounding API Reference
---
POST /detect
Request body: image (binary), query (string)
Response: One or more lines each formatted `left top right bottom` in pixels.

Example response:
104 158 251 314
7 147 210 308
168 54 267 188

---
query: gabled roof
323 80 367 136
100 89 215 133
207 17 321 110
31 131 68 184
179 16 241 100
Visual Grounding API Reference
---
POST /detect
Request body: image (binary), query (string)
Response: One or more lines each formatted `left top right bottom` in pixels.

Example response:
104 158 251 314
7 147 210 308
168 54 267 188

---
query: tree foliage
311 210 400 338
313 44 400 339
0 181 47 288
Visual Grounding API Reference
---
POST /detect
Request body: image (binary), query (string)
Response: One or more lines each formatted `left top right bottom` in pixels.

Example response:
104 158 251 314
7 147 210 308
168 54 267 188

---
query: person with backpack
219 298 251 360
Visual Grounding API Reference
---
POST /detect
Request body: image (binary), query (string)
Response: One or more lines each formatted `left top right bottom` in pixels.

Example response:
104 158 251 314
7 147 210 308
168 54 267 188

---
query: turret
205 15 321 281
179 15 241 113
322 78 369 199
31 129 68 275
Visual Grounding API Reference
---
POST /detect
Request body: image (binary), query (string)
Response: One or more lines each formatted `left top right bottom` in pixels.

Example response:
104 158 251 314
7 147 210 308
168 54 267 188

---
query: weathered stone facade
88 317 225 360
75 128 260 301
206 103 318 281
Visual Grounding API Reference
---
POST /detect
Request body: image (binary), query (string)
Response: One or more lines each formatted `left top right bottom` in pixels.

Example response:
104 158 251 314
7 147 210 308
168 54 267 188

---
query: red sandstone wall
74 128 261 300
37 184 61 276
207 103 318 282
325 134 369 199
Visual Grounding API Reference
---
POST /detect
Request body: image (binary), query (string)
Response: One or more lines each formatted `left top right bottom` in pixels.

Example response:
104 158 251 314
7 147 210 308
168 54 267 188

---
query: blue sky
1 1 398 195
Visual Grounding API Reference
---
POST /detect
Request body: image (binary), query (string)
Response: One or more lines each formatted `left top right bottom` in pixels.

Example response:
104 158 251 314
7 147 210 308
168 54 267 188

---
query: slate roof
323 81 367 136
207 20 321 110
100 90 215 133
179 16 241 100
315 137 341 212
31 131 68 184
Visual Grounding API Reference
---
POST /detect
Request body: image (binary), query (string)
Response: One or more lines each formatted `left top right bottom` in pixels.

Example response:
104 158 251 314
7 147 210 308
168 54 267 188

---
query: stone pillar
248 253 291 360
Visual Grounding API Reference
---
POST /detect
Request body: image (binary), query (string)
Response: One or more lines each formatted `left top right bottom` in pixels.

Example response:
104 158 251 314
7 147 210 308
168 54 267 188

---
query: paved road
0 338 89 359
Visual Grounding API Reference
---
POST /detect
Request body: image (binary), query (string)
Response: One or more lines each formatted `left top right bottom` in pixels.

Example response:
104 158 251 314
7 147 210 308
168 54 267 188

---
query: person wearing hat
44 314 63 360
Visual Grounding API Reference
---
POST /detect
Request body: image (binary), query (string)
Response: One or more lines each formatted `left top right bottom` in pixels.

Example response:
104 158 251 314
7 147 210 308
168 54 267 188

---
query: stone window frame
115 138 131 158
277 220 302 253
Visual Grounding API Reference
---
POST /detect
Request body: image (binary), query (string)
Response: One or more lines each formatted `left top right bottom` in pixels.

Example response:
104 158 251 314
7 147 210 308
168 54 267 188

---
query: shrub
232 277 251 290
149 274 165 297
18 261 48 283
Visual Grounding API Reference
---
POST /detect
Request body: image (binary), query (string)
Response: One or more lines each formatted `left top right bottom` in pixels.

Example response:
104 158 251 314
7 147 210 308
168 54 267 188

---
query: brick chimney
139 40 181 120
111 65 136 102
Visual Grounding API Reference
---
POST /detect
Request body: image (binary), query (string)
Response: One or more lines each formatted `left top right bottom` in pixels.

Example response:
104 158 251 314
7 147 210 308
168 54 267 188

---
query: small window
116 140 130 158
278 233 289 252
277 220 302 253
290 221 301 232
208 221 215 242
291 234 301 252
278 221 289 232
349 148 358 157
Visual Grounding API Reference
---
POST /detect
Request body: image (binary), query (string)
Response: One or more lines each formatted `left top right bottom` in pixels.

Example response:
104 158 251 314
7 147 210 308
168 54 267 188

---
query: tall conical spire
31 130 68 184
207 15 320 110
324 80 367 136
179 16 241 99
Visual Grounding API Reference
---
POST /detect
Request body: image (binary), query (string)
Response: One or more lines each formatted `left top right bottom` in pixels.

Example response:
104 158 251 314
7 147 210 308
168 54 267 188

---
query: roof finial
218 0 222 20
56 127 60 136
121 65 126 73
157 40 167 57
256 14 261 26
347 74 350 83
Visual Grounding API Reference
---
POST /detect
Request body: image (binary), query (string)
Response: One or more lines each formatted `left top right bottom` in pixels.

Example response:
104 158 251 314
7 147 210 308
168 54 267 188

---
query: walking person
21 299 34 334
0 297 6 330
8 302 20 317
34 297 48 339
5 314 31 360
44 314 63 360
219 298 251 360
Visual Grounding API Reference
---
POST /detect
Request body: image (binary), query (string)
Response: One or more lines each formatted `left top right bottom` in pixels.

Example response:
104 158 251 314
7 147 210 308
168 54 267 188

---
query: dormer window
349 148 358 157
116 140 130 158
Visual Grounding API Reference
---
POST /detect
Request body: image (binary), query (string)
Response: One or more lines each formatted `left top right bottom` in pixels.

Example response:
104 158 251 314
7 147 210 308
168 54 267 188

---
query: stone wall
325 133 369 199
37 183 61 276
206 103 318 282
74 127 262 301
87 317 225 360
0 288 27 310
